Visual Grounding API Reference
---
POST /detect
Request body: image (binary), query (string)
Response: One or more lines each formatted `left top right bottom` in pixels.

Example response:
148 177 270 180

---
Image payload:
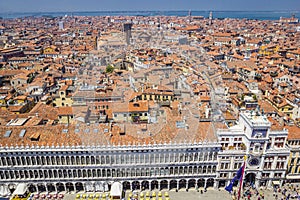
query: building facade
0 142 220 193
217 111 290 189
286 130 300 183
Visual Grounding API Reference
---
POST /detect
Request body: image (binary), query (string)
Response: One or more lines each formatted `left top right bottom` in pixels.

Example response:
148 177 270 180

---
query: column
186 180 188 190
204 179 207 189
176 181 179 191
158 182 161 191
213 181 218 189
139 181 142 191
167 181 170 191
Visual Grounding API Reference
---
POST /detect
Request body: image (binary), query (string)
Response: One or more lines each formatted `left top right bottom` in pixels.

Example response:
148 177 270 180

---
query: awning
286 174 300 179
272 181 280 185
110 182 122 197
12 183 27 195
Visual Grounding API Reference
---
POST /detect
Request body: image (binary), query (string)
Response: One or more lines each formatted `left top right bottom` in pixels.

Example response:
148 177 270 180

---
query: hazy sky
0 0 299 12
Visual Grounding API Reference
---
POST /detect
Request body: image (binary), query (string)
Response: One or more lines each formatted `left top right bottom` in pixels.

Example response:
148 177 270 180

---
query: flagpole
237 155 247 200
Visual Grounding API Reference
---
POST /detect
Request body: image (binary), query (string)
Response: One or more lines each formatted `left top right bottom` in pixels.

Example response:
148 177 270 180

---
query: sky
0 0 299 13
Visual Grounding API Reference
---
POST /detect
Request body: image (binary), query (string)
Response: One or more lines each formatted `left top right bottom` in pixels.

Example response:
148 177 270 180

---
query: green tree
106 65 114 73
252 94 257 101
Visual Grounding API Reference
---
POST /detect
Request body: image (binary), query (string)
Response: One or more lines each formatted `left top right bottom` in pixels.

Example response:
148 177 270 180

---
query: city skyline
0 0 300 13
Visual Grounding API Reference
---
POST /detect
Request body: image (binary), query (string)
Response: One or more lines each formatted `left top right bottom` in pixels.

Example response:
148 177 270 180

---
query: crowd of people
229 184 300 200
273 184 300 200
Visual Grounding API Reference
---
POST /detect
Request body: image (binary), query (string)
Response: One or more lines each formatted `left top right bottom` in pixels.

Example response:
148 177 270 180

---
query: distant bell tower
188 10 192 22
209 11 213 25
58 21 64 30
123 23 133 45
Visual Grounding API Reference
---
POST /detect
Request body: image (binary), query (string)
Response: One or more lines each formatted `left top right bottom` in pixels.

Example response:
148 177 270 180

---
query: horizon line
0 9 299 14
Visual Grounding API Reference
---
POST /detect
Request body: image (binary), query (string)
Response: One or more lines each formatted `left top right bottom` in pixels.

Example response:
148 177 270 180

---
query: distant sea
0 10 299 20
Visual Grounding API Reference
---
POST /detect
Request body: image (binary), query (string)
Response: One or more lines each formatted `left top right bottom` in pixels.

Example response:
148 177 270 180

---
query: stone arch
29 170 34 179
24 170 29 179
188 166 193 174
8 183 16 194
245 173 256 185
44 170 48 178
102 169 106 177
87 169 92 178
160 180 168 190
36 157 40 165
91 156 95 164
179 167 184 174
122 181 130 191
1 157 6 165
78 170 82 178
188 179 196 189
46 183 55 193
212 166 216 173
206 178 214 188
132 181 140 191
107 169 111 177
197 179 205 188
21 157 26 165
27 184 37 193
174 167 178 175
94 181 103 192
193 166 197 174
179 179 186 190
66 182 74 192
82 169 87 178
207 166 212 173
170 167 174 175
56 183 65 192
19 170 24 179
16 157 21 165
11 157 16 165
37 183 46 193
66 156 70 165
151 180 158 190
75 182 84 192
141 181 149 190
169 180 177 190
26 157 30 165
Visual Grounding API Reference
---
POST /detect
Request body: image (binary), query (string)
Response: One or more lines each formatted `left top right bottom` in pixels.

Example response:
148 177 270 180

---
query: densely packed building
0 13 299 195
